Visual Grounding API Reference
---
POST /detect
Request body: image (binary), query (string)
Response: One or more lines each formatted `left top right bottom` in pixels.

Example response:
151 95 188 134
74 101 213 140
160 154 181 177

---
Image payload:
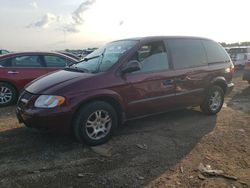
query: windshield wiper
64 67 89 73
83 48 106 62
94 48 106 73
67 49 106 73
82 55 101 61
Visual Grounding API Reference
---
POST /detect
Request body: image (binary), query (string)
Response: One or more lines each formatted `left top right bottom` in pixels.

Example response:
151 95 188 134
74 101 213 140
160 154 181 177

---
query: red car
16 36 234 145
0 52 78 106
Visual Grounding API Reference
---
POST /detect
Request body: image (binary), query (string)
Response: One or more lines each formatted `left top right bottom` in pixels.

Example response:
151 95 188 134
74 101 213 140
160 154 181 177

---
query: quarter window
131 41 169 73
202 40 230 63
1 50 9 55
167 39 207 69
44 56 67 67
0 59 11 67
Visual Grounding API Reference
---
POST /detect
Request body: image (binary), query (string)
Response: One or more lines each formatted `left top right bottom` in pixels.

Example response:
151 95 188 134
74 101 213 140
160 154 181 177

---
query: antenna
63 29 66 50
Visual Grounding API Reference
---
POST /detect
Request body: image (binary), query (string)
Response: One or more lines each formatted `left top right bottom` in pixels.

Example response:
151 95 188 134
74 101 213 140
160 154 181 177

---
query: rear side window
166 39 207 69
44 56 67 67
202 40 230 63
12 56 43 67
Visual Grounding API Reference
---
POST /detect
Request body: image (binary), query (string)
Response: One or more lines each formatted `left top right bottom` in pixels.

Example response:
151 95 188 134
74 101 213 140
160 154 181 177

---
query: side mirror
121 60 141 74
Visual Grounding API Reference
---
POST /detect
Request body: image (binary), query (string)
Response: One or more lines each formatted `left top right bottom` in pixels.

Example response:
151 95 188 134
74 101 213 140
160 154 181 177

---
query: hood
26 70 93 94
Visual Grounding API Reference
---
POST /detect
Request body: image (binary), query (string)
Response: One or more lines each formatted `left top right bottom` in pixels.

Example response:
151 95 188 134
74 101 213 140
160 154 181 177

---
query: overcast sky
1 0 250 51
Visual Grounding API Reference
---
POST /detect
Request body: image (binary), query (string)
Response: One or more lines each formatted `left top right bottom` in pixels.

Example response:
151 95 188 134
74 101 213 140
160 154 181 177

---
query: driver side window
130 41 169 73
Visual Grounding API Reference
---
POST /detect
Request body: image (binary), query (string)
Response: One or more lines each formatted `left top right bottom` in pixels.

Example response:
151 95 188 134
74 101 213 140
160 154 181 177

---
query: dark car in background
16 36 234 145
80 49 95 58
0 49 10 55
0 52 78 106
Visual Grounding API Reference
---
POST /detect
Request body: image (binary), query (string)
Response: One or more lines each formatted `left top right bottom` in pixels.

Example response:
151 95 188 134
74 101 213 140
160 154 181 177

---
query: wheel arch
72 94 125 128
0 81 19 96
210 77 227 94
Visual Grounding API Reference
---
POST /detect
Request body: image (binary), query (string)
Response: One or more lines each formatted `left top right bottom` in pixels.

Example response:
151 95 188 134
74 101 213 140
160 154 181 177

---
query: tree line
220 41 250 47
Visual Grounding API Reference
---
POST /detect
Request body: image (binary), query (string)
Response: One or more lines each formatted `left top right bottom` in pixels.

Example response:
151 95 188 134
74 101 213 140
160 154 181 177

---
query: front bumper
16 107 72 133
16 91 73 133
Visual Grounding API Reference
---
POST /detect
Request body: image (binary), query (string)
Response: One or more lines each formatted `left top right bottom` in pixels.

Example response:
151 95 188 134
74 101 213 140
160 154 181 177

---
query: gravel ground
0 70 249 188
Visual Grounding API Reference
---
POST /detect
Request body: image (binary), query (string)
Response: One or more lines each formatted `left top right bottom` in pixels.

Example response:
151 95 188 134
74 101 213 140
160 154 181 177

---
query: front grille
17 90 34 109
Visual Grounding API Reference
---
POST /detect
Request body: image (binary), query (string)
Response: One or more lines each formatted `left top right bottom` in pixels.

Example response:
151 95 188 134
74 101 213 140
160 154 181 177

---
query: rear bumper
225 82 234 95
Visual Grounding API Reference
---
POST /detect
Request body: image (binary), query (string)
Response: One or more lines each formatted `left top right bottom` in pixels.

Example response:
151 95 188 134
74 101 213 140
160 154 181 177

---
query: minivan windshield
70 40 137 73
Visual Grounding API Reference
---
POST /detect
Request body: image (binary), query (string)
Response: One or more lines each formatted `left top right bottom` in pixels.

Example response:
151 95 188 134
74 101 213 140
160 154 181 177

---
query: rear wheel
200 85 224 115
73 101 118 146
0 82 17 107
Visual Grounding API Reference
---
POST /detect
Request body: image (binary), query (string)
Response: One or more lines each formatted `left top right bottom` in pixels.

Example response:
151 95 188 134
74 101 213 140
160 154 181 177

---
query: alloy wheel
209 91 222 112
0 86 13 105
85 110 112 140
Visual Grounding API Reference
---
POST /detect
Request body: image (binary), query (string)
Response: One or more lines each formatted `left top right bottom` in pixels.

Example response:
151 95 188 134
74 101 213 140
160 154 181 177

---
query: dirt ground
0 70 249 188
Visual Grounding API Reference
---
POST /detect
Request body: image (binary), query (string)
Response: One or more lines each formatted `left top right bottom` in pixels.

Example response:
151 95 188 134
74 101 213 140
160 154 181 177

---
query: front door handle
175 76 187 83
7 71 19 74
163 79 174 86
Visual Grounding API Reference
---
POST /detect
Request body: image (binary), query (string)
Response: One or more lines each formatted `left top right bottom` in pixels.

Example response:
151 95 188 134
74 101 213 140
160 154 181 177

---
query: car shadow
0 108 217 188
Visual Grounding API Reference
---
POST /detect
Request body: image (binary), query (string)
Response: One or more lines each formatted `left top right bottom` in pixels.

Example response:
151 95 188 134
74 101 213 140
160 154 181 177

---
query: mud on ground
0 71 249 188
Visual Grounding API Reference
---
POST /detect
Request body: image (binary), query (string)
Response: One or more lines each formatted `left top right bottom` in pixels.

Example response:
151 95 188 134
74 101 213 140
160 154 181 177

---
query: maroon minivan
16 36 234 145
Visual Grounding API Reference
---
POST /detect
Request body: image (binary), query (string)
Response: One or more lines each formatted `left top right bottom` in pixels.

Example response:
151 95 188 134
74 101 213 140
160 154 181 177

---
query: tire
73 101 118 146
200 85 224 115
23 122 33 128
0 82 17 107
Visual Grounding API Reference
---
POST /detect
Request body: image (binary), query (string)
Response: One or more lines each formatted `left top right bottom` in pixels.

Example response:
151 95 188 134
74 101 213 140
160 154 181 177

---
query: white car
228 47 250 68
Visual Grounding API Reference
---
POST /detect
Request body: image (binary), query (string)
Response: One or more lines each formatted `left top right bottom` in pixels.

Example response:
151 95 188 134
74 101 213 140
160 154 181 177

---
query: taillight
225 64 235 74
230 64 235 74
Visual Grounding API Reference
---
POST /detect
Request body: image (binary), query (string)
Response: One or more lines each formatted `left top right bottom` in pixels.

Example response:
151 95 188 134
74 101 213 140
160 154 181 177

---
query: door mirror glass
121 60 141 74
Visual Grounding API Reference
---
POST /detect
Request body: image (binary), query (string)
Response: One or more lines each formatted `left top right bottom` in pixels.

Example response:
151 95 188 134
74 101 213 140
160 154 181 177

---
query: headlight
34 95 65 108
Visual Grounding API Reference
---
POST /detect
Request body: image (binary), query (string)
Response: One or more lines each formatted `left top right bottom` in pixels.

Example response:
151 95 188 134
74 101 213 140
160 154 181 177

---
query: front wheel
200 86 224 115
73 101 118 146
